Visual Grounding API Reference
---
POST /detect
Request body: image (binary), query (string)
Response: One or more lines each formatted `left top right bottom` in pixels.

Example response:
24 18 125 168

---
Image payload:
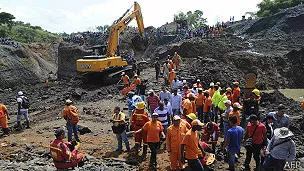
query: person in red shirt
243 114 267 170
232 82 241 104
50 128 84 169
130 102 150 154
146 90 160 116
203 122 220 153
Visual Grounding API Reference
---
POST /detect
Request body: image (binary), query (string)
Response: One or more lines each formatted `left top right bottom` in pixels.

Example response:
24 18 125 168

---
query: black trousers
148 142 158 166
245 143 262 169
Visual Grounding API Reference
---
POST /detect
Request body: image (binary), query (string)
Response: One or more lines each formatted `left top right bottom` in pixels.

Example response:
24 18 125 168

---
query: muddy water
262 89 304 102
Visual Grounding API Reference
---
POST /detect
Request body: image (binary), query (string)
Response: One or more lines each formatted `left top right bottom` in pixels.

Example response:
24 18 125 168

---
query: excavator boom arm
106 1 145 57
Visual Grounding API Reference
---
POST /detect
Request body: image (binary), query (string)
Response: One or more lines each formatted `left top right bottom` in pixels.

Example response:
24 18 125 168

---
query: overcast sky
1 0 262 33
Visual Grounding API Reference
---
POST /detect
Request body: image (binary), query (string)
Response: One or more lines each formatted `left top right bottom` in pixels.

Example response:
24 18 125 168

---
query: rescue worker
301 99 304 110
226 87 233 102
181 113 196 129
130 102 150 154
203 121 220 153
232 82 240 104
134 113 165 168
154 57 161 81
196 88 205 122
62 99 80 142
271 104 290 129
208 82 215 98
50 128 84 169
218 89 228 129
211 85 221 123
203 90 213 123
111 107 130 152
169 60 174 71
133 74 141 95
173 52 181 69
121 72 129 88
188 93 197 114
252 88 261 103
194 79 203 89
182 86 191 99
17 91 30 130
0 104 9 136
228 102 242 126
181 119 205 170
168 69 176 88
182 95 193 115
167 115 188 171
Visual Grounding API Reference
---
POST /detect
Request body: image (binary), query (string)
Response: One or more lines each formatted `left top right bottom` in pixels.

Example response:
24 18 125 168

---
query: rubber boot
25 121 30 129
17 121 21 131
143 145 148 155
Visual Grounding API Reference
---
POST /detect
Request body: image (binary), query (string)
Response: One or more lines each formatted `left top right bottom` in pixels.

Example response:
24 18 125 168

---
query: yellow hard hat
136 101 146 110
187 113 197 121
252 89 260 97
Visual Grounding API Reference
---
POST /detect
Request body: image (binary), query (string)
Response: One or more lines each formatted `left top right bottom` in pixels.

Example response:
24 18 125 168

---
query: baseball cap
173 115 181 120
152 113 159 116
191 119 204 127
223 100 231 105
18 91 23 96
54 128 65 137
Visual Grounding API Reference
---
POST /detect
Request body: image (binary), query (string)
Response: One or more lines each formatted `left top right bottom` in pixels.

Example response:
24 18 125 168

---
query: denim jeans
223 122 229 140
188 158 204 170
140 95 146 102
66 122 79 142
227 149 237 167
17 110 30 122
204 112 211 123
116 130 130 151
162 124 168 135
263 155 286 171
172 109 180 116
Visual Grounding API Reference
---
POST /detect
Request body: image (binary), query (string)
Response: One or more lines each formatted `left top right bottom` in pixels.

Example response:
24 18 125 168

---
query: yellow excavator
76 2 145 84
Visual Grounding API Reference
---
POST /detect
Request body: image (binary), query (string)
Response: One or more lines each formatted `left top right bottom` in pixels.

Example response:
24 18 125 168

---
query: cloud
0 0 262 33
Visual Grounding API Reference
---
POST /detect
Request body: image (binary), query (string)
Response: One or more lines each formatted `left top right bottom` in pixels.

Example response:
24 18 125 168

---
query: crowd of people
62 31 105 44
0 50 301 170
0 37 19 48
112 52 298 171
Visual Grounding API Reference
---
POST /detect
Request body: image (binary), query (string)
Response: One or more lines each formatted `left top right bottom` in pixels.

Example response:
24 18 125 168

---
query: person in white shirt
164 98 173 120
171 89 182 116
16 91 30 130
172 77 182 91
190 84 198 95
159 87 171 102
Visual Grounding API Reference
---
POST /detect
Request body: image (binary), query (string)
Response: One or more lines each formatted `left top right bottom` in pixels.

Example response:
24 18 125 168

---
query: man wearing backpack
17 91 30 130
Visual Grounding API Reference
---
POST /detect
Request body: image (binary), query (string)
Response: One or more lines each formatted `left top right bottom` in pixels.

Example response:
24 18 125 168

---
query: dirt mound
231 4 304 39
0 44 57 89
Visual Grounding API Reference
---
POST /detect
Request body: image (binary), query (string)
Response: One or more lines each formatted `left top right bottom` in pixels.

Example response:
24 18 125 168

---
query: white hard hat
18 91 23 96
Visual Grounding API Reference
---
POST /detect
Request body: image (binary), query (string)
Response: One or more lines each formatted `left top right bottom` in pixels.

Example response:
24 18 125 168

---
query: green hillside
0 24 59 43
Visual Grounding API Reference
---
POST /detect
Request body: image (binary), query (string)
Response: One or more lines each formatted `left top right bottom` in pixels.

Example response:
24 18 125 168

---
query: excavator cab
76 1 145 84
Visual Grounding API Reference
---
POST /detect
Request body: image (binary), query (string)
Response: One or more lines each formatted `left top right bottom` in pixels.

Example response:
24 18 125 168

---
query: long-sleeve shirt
171 94 182 110
212 90 221 106
267 136 296 161
164 102 173 115
172 80 182 90
159 91 171 102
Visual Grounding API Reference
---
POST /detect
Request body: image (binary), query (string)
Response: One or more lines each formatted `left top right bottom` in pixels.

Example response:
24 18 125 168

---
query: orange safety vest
0 105 7 117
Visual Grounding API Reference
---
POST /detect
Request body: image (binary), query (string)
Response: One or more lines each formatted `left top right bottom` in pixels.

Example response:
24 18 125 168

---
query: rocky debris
78 125 92 135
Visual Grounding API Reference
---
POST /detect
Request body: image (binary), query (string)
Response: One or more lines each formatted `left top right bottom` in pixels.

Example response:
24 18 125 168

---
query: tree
256 0 304 17
173 10 207 28
0 12 15 29
96 26 103 32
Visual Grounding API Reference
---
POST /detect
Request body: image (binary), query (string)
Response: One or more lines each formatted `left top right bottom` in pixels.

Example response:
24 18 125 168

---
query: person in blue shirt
223 116 244 171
